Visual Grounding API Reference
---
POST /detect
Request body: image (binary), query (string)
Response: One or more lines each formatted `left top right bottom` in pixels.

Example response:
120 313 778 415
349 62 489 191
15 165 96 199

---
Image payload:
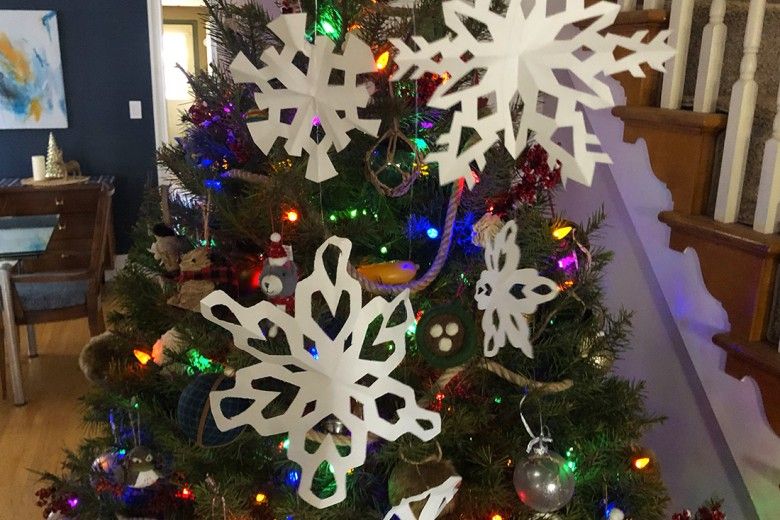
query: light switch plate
129 100 142 119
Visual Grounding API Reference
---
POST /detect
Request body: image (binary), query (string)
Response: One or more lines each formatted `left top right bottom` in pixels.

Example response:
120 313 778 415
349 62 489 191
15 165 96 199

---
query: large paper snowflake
201 237 441 509
383 476 462 520
391 0 674 188
475 220 559 358
230 13 381 182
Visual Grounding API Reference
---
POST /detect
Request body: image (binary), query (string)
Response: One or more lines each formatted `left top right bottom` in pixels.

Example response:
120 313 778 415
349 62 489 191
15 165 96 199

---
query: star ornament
391 0 674 188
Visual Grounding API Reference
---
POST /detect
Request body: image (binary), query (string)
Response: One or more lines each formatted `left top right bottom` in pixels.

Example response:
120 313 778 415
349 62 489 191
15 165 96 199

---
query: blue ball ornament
177 373 249 447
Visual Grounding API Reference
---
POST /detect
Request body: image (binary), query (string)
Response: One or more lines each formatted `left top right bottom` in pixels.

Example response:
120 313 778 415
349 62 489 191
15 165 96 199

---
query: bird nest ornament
365 121 424 197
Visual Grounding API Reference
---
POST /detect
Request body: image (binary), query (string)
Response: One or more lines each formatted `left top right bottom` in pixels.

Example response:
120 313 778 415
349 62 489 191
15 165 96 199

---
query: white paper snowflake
383 476 462 520
230 13 381 182
475 220 559 358
201 236 441 509
391 0 674 188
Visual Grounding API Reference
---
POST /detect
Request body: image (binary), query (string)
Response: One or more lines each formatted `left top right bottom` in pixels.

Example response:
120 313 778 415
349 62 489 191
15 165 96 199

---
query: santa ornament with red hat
259 233 298 336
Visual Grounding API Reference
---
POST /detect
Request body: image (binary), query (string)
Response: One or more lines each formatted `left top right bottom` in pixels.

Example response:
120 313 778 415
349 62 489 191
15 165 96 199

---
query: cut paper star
201 236 441 508
475 220 560 357
391 0 674 188
230 12 381 182
383 476 462 520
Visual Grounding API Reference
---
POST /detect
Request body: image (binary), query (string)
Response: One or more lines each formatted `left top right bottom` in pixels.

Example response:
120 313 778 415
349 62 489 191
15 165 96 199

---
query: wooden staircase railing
602 0 780 437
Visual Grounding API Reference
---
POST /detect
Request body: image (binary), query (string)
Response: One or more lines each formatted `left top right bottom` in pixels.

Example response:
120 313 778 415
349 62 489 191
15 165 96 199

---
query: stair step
713 333 780 436
658 211 780 342
615 107 727 215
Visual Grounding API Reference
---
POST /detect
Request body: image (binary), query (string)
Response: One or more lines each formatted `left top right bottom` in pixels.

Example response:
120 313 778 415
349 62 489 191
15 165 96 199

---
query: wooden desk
0 177 116 274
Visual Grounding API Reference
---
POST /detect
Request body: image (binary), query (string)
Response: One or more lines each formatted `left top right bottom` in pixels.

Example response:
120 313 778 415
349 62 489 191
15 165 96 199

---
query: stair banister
714 0 768 223
752 73 780 233
643 0 664 9
693 0 727 113
660 0 695 109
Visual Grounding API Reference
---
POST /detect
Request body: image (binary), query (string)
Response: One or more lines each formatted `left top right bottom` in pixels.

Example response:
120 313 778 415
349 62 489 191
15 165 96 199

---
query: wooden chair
1 185 113 372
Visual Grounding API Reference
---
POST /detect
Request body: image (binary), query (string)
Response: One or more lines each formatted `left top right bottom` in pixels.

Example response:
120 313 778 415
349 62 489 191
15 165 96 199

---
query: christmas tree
37 1 675 519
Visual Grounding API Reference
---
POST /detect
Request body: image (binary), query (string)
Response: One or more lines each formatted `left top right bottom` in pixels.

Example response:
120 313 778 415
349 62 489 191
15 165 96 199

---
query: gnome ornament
119 447 161 489
259 233 297 337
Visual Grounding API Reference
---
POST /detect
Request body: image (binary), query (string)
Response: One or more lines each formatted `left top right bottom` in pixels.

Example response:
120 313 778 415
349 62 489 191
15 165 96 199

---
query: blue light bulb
286 469 301 487
426 227 439 239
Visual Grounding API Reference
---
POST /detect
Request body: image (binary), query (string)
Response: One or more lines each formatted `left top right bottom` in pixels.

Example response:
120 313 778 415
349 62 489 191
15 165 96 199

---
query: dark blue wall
0 1 157 252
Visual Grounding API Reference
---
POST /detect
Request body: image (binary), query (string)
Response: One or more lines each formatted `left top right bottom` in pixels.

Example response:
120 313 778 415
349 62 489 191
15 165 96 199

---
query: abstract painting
0 10 67 129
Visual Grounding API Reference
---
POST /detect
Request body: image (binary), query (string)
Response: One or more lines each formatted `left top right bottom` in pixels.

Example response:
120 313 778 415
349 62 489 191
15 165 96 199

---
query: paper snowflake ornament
230 13 381 182
391 0 674 188
383 476 462 520
475 220 559 358
201 236 441 509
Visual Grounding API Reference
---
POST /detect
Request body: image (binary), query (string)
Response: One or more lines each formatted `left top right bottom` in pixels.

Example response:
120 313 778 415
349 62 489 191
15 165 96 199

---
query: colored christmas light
176 487 195 500
286 468 301 486
413 137 429 152
133 349 152 366
426 227 440 239
633 456 651 470
255 492 268 505
553 225 574 240
186 349 214 375
375 50 390 70
329 213 337 222
349 209 358 218
67 497 79 508
308 346 319 360
491 514 504 520
493 395 502 404
311 115 321 126
204 179 223 191
286 209 300 222
380 246 388 255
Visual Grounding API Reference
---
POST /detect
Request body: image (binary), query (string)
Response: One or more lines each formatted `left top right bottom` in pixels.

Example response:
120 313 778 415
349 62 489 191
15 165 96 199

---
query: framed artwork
0 10 68 129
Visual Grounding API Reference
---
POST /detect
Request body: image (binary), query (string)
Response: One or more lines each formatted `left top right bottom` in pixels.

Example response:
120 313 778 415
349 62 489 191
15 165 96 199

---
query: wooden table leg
0 262 25 405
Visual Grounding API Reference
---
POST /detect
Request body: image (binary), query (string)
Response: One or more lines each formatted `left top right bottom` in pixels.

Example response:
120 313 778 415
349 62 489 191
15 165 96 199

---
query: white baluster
621 0 637 12
752 80 780 233
660 0 695 109
714 0 767 223
693 0 727 113
643 0 664 9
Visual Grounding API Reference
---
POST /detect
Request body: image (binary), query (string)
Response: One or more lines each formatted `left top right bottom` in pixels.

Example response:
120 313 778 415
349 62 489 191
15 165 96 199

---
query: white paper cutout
475 220 559 358
383 476 462 520
230 13 381 182
201 236 441 509
391 0 674 188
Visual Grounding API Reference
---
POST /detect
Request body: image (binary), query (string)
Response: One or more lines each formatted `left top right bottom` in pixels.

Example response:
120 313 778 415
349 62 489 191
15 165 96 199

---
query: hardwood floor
0 318 92 519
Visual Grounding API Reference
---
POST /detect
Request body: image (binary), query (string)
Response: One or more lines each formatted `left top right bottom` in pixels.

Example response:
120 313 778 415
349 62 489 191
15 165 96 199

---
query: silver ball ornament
608 507 625 520
513 448 575 513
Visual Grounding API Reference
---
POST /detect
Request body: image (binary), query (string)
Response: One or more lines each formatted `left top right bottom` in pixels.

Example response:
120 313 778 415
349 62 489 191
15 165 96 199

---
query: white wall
557 172 759 518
